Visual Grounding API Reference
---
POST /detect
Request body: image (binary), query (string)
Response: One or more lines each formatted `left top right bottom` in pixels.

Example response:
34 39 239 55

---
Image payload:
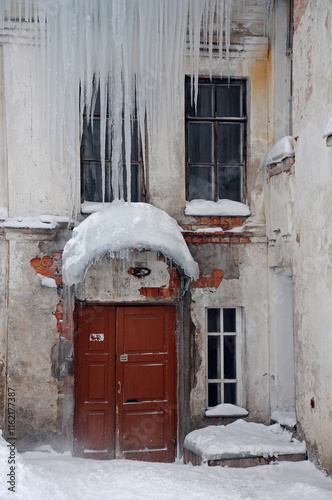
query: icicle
0 0 248 216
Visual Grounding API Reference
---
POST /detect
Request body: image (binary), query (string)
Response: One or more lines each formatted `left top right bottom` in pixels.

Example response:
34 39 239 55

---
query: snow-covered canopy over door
62 202 199 286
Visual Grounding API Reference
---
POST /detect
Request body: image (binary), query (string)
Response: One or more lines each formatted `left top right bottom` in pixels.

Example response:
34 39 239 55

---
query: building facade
0 0 331 474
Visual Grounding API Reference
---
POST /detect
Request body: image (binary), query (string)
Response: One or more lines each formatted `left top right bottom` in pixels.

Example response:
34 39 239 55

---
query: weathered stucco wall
292 0 332 472
6 231 60 450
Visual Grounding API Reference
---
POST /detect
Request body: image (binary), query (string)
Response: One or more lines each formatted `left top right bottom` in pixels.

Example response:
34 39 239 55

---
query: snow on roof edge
62 201 200 286
263 136 295 167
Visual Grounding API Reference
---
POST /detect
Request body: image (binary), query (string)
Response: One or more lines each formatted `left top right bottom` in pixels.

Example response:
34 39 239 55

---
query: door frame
73 302 178 461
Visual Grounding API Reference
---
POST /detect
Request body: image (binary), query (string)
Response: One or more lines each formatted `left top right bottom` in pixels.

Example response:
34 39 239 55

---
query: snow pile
184 420 306 461
185 199 250 216
62 201 199 285
271 411 297 428
0 432 331 499
205 403 248 418
323 116 332 138
263 136 295 167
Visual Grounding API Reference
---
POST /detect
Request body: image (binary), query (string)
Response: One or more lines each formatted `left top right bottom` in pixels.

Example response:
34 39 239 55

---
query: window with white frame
207 307 242 407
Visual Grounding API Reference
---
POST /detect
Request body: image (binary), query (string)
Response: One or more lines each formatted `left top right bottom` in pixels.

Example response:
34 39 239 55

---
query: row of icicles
0 0 272 215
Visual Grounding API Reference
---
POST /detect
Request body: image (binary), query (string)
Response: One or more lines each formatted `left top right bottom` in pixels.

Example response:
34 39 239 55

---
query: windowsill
81 201 113 214
185 199 250 217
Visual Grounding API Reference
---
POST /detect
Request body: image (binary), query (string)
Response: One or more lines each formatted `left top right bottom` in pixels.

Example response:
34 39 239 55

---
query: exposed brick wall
139 267 224 297
181 216 248 232
31 253 64 334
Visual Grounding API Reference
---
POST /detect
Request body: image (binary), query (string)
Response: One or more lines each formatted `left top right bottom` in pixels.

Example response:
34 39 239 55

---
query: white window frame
206 307 244 408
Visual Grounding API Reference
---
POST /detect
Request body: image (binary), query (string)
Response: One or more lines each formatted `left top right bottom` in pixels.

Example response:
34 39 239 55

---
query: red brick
240 237 250 244
159 288 172 297
212 269 223 278
184 237 192 243
211 237 220 243
200 217 210 225
231 237 240 243
52 252 62 260
169 269 180 279
41 256 53 267
30 257 41 268
37 267 56 278
192 237 201 243
169 279 181 288
220 237 230 243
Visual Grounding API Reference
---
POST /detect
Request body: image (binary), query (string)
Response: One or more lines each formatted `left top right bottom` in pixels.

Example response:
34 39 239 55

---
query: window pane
189 122 213 164
224 336 236 379
224 383 237 404
208 336 221 379
218 123 243 164
216 85 242 117
188 85 213 117
122 163 141 202
189 166 213 200
208 383 221 407
218 166 242 202
223 308 236 332
84 162 111 202
208 308 220 332
83 118 101 160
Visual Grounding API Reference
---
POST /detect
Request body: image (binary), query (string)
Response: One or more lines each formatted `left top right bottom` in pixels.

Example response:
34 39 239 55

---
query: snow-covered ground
1 443 332 499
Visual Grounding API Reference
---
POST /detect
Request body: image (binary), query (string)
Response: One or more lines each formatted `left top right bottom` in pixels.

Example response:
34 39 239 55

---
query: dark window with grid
81 89 144 203
185 77 246 202
207 307 240 407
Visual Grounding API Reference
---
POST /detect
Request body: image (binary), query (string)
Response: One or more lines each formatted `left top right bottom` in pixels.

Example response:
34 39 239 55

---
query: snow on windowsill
63 201 199 286
184 420 306 462
271 411 297 428
81 201 112 214
185 199 250 217
205 403 248 418
2 215 70 229
263 136 295 167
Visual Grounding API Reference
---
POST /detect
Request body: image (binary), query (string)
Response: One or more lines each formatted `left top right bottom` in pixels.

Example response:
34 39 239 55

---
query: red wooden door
75 305 176 462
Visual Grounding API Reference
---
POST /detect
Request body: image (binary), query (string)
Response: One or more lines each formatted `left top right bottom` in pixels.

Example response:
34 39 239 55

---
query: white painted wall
292 0 332 472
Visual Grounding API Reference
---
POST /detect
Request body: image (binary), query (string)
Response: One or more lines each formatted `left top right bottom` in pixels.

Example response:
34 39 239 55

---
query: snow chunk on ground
37 274 57 288
184 420 306 461
271 411 297 428
263 136 295 167
185 199 250 216
323 116 332 138
205 403 248 418
62 201 199 285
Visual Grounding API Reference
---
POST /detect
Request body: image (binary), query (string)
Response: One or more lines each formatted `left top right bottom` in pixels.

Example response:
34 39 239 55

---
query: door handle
118 381 121 394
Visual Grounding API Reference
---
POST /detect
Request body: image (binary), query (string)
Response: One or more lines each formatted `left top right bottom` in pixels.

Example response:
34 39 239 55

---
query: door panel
117 306 176 462
75 306 116 459
75 305 176 463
